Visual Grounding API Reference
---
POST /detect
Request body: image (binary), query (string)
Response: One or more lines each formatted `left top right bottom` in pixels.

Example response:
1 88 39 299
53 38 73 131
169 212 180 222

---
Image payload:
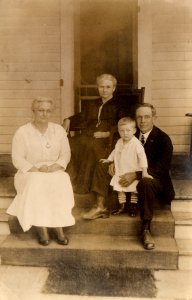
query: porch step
171 208 192 270
0 233 178 270
177 239 192 270
171 200 192 212
1 176 192 271
0 209 10 235
0 208 178 270
8 209 175 238
173 211 192 239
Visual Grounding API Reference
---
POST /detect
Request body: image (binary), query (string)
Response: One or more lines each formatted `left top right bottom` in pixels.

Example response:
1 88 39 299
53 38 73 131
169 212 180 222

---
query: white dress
108 136 148 192
7 122 75 232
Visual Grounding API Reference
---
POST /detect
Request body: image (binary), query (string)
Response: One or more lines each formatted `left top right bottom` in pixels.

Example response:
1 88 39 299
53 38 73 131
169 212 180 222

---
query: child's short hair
118 117 136 128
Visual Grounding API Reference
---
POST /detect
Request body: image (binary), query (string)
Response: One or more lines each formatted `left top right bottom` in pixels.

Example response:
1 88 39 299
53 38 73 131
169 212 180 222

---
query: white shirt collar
139 129 152 142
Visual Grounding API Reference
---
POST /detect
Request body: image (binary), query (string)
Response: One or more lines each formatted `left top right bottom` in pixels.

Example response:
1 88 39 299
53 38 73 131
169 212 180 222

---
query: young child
101 117 152 216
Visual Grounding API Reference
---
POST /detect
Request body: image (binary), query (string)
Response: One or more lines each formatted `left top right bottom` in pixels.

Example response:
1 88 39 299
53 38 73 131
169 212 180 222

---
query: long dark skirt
66 134 110 194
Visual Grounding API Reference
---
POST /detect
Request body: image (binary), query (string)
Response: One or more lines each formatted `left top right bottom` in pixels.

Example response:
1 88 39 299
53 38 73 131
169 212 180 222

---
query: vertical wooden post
60 0 75 120
138 0 152 102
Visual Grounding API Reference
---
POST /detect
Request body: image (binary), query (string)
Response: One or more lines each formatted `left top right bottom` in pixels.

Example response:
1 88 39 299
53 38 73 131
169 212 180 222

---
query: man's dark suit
91 125 175 221
135 126 175 221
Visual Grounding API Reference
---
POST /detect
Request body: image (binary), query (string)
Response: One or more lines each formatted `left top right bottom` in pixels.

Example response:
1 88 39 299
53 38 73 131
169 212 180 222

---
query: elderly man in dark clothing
84 103 175 251
63 74 121 194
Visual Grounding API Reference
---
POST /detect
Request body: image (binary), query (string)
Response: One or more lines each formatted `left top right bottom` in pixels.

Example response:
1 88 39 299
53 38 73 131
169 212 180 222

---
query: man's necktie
140 134 145 146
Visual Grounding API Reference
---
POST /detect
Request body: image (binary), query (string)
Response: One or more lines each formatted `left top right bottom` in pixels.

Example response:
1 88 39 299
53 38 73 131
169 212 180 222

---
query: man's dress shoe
142 229 155 250
83 207 110 220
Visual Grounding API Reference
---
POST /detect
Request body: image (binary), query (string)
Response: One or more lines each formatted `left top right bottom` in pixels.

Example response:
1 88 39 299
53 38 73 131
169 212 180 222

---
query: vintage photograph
0 0 192 299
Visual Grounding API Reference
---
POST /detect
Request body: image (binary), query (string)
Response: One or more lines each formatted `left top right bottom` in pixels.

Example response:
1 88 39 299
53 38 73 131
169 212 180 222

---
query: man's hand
108 163 115 176
94 131 110 138
118 172 137 187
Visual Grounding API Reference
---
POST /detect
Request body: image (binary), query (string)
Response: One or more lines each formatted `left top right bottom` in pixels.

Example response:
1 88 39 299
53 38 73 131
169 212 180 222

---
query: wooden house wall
151 0 192 154
0 0 61 153
1 0 192 155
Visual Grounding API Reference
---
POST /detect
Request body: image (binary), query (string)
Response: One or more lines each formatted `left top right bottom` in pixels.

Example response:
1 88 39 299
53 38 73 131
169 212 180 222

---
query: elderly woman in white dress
7 97 75 246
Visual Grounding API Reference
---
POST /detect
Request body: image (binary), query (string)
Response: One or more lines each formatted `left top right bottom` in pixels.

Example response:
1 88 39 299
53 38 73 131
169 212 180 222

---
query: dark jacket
136 126 175 204
69 96 120 137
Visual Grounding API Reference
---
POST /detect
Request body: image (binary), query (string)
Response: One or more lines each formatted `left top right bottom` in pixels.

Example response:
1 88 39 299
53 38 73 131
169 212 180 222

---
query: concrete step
0 177 15 197
176 239 192 270
8 208 175 237
172 211 192 239
171 200 192 212
172 211 192 270
0 209 10 235
0 233 178 270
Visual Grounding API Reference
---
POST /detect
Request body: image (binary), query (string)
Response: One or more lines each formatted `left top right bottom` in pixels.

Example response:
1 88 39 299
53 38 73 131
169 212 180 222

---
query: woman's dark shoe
39 239 49 246
36 226 50 246
57 236 69 245
54 227 69 246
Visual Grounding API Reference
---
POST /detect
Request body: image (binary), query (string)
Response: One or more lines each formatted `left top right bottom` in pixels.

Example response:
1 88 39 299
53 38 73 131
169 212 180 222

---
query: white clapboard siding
156 107 192 117
0 44 60 53
155 116 191 127
174 145 190 153
153 99 192 108
0 127 19 135
0 90 60 99
0 108 61 118
153 70 192 80
0 0 61 153
0 99 60 108
0 81 60 90
160 126 191 135
0 72 60 81
153 80 192 89
0 62 60 72
0 115 60 126
152 89 192 99
151 1 192 154
153 43 192 52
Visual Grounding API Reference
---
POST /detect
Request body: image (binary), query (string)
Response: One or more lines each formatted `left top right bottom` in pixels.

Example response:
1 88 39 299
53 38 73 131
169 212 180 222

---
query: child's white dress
7 122 75 232
108 136 148 192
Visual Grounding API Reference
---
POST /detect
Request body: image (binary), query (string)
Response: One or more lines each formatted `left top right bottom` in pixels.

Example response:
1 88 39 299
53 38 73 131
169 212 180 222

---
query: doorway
74 0 138 109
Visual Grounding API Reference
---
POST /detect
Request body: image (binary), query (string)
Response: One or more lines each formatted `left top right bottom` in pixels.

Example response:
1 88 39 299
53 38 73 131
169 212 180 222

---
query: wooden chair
66 86 145 155
69 85 145 132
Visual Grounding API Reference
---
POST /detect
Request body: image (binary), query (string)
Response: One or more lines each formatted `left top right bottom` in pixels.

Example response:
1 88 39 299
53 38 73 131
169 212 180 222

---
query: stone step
0 197 13 209
0 233 178 270
176 239 192 270
171 200 192 213
0 177 15 197
172 211 192 239
0 209 10 235
172 179 192 201
8 208 175 237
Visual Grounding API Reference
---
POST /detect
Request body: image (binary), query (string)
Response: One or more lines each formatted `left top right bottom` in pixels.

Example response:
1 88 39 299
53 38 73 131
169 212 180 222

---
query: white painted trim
138 0 152 102
60 0 75 120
